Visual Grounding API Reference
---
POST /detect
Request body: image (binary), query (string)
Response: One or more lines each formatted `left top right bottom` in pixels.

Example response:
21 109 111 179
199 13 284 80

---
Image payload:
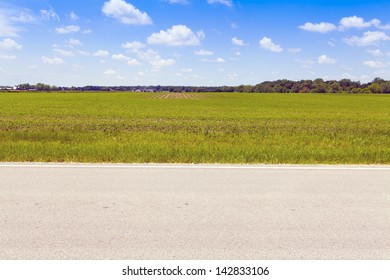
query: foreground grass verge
0 92 389 164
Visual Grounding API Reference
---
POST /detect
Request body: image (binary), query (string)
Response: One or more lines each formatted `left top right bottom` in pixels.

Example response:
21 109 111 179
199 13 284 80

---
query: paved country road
0 164 389 260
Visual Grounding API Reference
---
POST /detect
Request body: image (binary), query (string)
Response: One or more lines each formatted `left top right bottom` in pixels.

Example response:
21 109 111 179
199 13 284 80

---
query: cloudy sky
2 0 390 86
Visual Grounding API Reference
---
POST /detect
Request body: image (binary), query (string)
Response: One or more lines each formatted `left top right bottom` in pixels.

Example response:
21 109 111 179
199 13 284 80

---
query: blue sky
2 0 390 86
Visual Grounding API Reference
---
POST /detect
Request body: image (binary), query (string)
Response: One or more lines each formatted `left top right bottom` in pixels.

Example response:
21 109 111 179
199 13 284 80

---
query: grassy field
0 91 389 164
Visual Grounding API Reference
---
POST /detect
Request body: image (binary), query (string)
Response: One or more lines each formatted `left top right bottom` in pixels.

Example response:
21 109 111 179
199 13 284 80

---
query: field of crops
0 91 389 164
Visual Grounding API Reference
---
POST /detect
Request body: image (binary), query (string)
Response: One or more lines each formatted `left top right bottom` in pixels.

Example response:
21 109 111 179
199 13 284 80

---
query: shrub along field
0 91 389 164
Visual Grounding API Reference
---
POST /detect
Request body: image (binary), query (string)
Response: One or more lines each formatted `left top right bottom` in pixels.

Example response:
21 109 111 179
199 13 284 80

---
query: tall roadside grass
0 92 389 164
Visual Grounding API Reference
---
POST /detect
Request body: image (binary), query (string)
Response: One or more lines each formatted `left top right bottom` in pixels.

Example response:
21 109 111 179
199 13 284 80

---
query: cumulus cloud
67 38 82 46
10 10 36 24
0 54 17 61
55 25 80 34
288 48 301 53
363 60 387 68
112 53 130 61
93 50 110 57
339 16 380 30
127 58 140 66
194 49 214 56
378 24 390 31
318 54 336 64
201 57 226 63
68 12 79 21
0 15 20 37
104 69 117 75
231 37 245 46
147 25 205 46
167 0 188 4
121 41 145 51
42 56 63 65
0 38 22 50
299 22 336 33
344 31 390 46
133 48 176 70
111 53 140 65
102 0 152 25
367 49 384 57
259 37 283 52
136 48 160 61
295 59 315 68
149 58 175 67
300 16 390 34
207 0 233 7
53 49 74 57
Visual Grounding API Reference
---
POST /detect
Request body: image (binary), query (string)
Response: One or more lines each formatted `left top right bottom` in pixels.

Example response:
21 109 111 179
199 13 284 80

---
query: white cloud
0 15 19 37
344 31 390 47
134 48 175 70
42 56 63 65
228 73 238 80
167 0 188 4
328 40 336 47
67 38 82 46
104 69 117 75
127 59 140 66
149 58 175 67
230 22 238 29
102 0 152 25
40 8 60 21
93 50 110 57
231 37 245 46
288 48 301 53
147 25 205 46
55 25 80 34
363 60 387 68
112 53 130 61
194 49 214 56
69 12 79 21
0 54 17 60
77 50 90 56
259 37 283 52
295 59 315 68
0 38 22 50
10 11 36 24
121 41 145 51
103 69 126 80
299 22 337 33
182 68 192 73
318 54 336 64
54 49 74 57
367 49 384 57
339 16 380 30
201 58 227 63
83 29 92 34
207 0 233 7
378 24 390 31
136 48 160 61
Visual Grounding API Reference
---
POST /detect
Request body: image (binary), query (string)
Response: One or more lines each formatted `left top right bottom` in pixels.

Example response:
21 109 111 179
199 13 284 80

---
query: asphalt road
0 164 389 260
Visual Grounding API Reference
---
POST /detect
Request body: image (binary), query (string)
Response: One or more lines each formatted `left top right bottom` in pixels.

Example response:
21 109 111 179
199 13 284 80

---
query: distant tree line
10 78 390 93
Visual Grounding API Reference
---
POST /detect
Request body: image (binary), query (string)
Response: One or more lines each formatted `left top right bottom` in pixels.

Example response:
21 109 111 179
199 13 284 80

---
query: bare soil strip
145 93 206 100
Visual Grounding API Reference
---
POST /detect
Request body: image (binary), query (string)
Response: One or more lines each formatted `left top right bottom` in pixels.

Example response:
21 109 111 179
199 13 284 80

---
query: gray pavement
0 164 389 260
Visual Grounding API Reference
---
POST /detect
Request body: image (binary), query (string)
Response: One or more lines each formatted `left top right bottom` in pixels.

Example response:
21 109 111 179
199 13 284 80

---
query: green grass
0 91 389 164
